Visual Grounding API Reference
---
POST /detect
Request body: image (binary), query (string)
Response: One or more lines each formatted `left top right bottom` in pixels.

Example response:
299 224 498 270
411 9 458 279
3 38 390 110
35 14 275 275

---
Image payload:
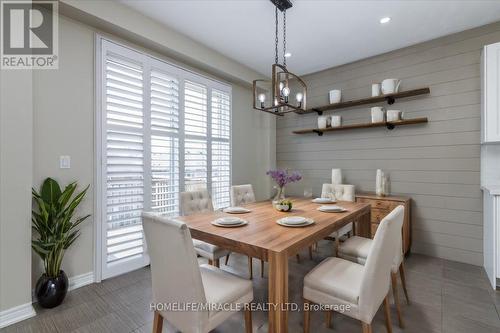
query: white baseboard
0 302 36 329
1 272 95 329
68 271 94 291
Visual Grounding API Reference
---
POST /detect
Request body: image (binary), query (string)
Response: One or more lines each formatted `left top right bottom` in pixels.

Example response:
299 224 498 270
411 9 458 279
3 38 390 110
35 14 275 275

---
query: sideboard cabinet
355 193 411 254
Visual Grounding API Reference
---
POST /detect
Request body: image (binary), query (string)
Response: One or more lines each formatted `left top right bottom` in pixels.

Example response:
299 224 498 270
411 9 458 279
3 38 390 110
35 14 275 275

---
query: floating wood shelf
293 117 428 136
298 87 430 115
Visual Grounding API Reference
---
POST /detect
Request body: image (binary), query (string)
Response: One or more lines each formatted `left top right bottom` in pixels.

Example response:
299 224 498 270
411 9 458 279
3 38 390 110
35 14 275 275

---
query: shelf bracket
386 122 396 130
312 130 324 136
312 108 323 116
386 96 395 105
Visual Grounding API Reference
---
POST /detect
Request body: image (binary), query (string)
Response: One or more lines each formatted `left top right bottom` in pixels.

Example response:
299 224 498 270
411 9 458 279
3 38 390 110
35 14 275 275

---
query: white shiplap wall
276 21 500 266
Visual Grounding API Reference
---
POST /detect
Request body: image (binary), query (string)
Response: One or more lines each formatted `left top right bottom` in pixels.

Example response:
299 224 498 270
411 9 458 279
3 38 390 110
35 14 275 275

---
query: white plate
312 198 336 204
215 217 244 225
223 207 251 214
317 205 347 213
211 220 248 228
276 218 314 228
279 216 308 225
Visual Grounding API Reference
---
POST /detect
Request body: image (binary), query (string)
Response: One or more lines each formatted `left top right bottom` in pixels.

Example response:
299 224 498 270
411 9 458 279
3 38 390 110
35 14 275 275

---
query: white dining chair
230 184 256 207
321 183 356 253
180 189 229 267
338 206 409 328
142 212 253 333
229 184 264 279
303 206 404 333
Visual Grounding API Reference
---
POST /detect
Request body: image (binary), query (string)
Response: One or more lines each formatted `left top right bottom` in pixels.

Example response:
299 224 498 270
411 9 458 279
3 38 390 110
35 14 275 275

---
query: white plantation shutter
184 81 208 191
98 38 231 279
150 69 180 216
103 47 148 277
211 90 231 208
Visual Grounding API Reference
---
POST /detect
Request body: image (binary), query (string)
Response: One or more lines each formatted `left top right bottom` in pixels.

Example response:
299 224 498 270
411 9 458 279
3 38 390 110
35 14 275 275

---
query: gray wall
0 70 33 312
277 22 500 266
31 15 275 283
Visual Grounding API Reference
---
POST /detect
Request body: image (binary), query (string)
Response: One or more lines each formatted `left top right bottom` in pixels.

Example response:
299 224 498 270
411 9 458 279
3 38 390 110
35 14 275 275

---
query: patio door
96 37 231 280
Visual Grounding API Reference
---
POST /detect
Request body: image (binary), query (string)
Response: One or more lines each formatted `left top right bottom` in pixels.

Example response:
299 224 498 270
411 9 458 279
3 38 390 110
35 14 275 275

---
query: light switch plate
60 155 71 169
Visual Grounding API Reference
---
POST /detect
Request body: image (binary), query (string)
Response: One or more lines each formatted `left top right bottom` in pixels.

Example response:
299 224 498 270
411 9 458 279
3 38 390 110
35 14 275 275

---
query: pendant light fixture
252 0 307 115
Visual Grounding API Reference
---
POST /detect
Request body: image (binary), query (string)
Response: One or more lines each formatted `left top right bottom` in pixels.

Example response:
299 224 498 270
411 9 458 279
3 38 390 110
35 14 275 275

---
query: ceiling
119 0 500 76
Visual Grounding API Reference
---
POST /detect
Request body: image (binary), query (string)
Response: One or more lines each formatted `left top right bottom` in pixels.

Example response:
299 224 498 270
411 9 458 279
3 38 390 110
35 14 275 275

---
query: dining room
1 1 500 333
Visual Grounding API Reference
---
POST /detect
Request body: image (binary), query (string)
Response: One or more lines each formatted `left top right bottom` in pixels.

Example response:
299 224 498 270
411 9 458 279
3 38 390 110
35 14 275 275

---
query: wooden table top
177 198 371 260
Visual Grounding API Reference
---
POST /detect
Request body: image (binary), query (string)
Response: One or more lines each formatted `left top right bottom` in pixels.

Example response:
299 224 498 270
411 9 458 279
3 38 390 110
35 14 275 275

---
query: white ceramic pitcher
381 79 401 94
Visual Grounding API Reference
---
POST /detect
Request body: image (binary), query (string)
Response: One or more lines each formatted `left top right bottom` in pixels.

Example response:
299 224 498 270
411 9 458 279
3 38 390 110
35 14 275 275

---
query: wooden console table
356 193 411 254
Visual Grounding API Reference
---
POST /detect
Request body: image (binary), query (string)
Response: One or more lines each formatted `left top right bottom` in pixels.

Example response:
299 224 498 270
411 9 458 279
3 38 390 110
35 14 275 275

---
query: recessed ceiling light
380 17 391 24
284 52 292 58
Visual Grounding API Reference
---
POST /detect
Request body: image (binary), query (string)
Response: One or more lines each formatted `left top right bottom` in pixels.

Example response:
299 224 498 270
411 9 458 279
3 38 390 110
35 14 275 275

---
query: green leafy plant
32 178 90 278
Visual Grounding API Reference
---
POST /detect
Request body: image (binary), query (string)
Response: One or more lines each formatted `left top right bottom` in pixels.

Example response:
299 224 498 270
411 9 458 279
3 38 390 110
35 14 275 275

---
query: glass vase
272 186 286 204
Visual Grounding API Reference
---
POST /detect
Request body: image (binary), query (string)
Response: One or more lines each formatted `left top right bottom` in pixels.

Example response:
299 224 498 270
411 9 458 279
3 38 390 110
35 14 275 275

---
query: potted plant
32 178 90 308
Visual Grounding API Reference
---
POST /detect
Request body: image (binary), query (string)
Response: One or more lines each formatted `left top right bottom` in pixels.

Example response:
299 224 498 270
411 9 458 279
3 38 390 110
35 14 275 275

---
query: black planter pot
35 270 69 308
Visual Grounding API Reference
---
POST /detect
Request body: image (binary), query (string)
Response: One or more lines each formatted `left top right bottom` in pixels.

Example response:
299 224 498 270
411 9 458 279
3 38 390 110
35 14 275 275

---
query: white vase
318 116 328 129
332 168 342 185
376 169 384 196
329 90 342 104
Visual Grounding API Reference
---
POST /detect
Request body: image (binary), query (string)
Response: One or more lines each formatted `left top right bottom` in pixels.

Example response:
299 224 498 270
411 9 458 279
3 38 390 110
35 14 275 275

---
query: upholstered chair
142 212 253 333
180 189 229 267
338 206 409 328
303 206 404 333
229 184 264 279
230 184 256 207
321 183 356 253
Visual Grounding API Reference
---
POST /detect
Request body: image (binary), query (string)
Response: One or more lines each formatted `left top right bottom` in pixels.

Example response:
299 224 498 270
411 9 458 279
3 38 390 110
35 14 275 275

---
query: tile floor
2 241 499 333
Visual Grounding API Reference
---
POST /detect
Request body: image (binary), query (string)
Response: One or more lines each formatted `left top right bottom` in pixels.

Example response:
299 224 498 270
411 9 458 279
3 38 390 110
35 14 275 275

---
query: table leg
268 251 289 333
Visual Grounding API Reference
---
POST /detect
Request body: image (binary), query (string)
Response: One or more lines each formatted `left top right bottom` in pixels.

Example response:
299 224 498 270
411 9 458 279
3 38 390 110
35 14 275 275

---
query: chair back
230 184 256 206
321 184 355 202
180 189 214 216
358 205 404 323
142 213 208 332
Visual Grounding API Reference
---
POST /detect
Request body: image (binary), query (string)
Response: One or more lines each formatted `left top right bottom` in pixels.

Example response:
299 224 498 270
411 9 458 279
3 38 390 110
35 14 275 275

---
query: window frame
95 35 232 281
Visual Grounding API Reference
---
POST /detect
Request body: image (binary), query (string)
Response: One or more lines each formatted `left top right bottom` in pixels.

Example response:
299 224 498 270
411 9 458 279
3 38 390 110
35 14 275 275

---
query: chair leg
244 309 252 333
325 310 333 328
399 263 410 305
247 256 253 280
383 294 393 333
303 299 311 333
208 259 213 266
225 253 230 265
334 237 340 257
153 311 163 333
391 272 404 328
261 259 265 278
308 246 313 260
361 322 372 333
214 259 220 268
296 253 301 263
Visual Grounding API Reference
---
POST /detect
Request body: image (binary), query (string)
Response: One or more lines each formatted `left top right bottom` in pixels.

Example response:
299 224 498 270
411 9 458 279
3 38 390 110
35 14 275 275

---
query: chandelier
252 0 307 115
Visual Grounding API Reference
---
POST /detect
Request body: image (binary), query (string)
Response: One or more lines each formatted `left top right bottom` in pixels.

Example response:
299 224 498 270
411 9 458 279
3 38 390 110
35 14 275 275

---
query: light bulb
274 98 279 106
296 92 303 102
282 87 290 97
258 93 266 103
279 81 284 91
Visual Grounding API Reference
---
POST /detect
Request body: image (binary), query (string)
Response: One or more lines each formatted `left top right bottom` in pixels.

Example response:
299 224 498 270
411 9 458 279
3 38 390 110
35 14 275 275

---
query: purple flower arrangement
266 169 302 188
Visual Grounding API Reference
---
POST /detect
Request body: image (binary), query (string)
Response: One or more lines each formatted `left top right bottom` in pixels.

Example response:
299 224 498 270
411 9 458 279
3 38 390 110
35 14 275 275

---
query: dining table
176 197 372 333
